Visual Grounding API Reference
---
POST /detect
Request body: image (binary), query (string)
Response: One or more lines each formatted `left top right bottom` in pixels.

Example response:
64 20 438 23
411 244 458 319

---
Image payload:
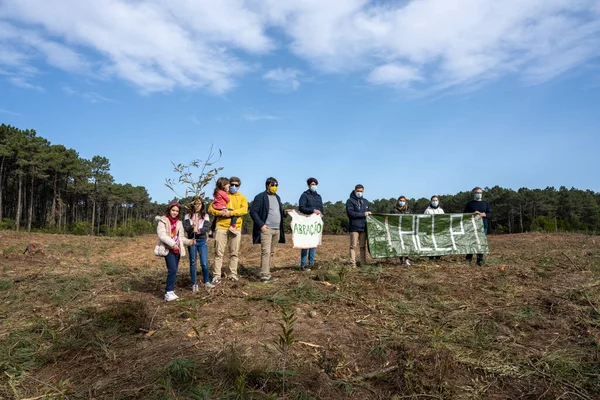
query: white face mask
355 191 363 198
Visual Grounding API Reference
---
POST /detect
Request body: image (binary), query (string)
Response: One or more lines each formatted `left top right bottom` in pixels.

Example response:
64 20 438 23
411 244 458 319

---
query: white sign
289 211 324 249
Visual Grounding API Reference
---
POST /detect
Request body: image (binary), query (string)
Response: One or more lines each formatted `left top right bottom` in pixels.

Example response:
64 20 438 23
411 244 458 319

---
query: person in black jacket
464 186 491 266
345 184 372 267
390 195 412 266
183 199 214 291
250 177 290 282
298 177 324 271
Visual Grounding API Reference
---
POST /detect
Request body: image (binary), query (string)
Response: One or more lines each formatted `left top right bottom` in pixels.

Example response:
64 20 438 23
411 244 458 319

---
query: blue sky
1 0 599 205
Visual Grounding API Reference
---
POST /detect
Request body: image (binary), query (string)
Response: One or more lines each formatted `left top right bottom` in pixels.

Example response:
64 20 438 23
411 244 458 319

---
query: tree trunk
0 156 4 222
27 174 34 232
16 173 23 231
114 204 118 232
519 203 524 233
91 200 96 236
50 172 58 226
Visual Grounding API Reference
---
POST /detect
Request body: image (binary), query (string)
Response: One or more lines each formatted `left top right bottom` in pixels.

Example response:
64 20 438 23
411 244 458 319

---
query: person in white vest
424 195 444 260
424 195 444 215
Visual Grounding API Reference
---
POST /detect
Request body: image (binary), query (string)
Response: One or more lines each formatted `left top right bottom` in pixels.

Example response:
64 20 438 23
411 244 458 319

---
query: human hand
261 225 268 232
365 211 372 216
314 210 321 215
173 243 179 251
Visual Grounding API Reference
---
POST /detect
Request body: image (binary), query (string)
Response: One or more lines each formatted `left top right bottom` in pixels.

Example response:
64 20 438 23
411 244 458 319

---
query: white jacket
155 216 194 257
424 206 445 215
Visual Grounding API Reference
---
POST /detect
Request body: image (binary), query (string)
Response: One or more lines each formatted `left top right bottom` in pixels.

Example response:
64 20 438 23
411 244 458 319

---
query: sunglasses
230 184 239 187
271 183 278 187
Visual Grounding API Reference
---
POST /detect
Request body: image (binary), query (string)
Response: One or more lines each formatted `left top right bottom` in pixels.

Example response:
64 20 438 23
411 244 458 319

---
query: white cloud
0 0 599 94
243 112 279 121
62 86 114 103
263 68 302 91
367 63 422 86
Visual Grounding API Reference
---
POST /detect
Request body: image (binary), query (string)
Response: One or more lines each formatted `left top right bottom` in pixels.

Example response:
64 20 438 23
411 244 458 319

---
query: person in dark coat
250 177 289 282
464 186 491 266
390 195 412 266
345 184 372 267
298 177 324 271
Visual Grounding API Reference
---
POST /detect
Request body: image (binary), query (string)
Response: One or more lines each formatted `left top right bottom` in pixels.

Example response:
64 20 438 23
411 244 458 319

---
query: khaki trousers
349 231 367 267
260 228 279 278
212 228 242 278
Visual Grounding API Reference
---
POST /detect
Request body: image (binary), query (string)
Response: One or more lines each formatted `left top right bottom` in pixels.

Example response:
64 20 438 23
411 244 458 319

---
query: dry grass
0 231 599 399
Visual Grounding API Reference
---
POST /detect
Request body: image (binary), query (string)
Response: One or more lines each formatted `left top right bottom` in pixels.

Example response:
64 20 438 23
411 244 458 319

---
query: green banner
367 213 489 258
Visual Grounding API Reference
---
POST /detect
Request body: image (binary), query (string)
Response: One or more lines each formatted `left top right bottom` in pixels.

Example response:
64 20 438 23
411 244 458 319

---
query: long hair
164 201 181 217
191 199 206 219
395 196 409 212
214 177 230 196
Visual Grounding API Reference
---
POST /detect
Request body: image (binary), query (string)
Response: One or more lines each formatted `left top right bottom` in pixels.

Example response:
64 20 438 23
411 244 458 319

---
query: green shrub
0 218 15 230
71 222 92 236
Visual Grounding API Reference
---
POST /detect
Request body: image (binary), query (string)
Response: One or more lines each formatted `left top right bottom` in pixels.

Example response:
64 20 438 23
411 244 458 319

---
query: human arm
298 193 313 215
157 219 176 248
183 216 195 236
229 194 248 217
249 194 266 231
198 218 210 235
483 201 491 220
346 199 366 219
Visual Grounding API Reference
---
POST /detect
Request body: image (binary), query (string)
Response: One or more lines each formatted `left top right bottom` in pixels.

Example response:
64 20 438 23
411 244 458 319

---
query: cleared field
1 231 599 399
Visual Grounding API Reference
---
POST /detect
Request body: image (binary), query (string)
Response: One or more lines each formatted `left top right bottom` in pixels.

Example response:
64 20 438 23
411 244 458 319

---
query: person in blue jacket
345 184 372 267
298 177 324 271
464 186 491 266
250 177 290 282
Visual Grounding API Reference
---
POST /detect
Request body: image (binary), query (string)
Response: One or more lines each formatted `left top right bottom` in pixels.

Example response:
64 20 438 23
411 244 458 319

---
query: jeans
165 251 180 292
300 248 316 267
188 238 209 284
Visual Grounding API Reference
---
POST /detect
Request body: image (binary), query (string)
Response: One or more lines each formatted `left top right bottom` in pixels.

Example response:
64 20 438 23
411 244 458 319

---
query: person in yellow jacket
208 176 248 284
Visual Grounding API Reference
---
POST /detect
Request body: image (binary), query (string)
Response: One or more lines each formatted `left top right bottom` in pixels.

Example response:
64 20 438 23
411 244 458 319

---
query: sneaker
211 277 221 285
260 275 271 283
476 260 483 267
300 266 311 272
229 275 239 282
204 282 215 289
404 259 412 267
164 291 179 302
191 284 199 293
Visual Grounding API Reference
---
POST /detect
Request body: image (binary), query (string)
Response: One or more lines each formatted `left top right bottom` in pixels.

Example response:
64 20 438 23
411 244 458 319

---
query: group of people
156 178 490 302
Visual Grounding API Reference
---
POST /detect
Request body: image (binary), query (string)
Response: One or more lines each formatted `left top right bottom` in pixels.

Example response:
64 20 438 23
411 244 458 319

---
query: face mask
355 191 363 198
310 185 318 192
229 186 238 194
475 193 482 200
398 201 405 207
431 201 439 207
269 186 278 194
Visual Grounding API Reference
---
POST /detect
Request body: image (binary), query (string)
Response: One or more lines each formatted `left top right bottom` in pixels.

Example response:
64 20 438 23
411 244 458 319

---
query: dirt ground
1 231 599 399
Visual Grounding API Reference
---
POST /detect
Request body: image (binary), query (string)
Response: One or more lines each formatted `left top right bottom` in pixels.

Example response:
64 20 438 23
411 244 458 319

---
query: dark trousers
165 251 180 292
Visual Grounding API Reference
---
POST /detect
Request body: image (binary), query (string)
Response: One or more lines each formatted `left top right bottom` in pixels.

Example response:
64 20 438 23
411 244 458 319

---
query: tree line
3 123 598 236
0 124 163 235
238 187 600 236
